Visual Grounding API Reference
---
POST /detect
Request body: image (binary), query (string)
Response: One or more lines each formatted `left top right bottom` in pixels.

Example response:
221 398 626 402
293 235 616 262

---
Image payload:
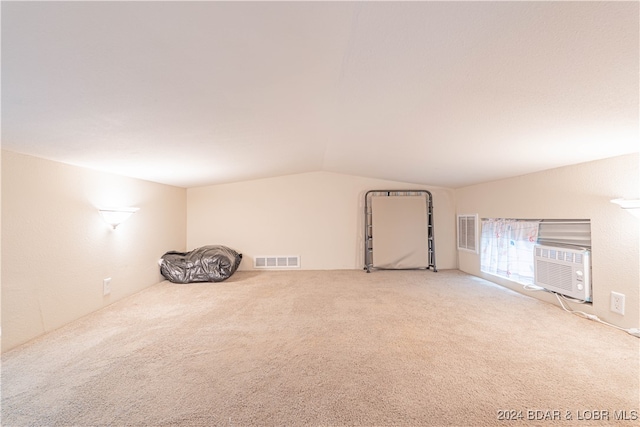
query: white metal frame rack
364 190 437 273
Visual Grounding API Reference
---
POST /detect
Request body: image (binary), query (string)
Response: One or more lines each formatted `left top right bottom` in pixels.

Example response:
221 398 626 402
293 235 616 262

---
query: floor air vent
254 255 300 269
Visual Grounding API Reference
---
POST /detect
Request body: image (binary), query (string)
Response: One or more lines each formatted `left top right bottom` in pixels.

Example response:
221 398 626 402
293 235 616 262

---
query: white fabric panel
371 195 429 269
480 219 541 285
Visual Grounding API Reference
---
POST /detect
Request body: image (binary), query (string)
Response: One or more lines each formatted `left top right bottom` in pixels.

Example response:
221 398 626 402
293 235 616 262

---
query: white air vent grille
254 255 300 269
457 214 479 253
535 261 573 292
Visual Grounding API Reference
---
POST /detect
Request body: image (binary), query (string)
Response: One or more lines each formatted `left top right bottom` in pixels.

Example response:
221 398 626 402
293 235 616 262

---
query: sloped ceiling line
2 1 638 189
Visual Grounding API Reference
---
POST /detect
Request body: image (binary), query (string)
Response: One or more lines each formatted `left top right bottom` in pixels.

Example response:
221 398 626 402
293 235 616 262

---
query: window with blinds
537 219 591 249
478 217 591 286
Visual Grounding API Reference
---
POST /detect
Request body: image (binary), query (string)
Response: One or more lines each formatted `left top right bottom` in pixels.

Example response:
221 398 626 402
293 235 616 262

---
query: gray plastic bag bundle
160 245 242 283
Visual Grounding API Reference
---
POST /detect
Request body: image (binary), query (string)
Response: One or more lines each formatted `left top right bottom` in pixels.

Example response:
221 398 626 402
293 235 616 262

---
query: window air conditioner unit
534 244 591 302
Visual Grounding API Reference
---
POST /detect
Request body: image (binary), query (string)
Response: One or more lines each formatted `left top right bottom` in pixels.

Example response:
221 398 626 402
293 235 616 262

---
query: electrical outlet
611 291 625 315
103 278 112 296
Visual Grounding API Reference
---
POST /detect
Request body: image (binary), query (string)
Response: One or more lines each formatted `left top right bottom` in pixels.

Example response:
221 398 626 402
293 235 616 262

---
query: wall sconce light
98 207 139 229
611 199 640 219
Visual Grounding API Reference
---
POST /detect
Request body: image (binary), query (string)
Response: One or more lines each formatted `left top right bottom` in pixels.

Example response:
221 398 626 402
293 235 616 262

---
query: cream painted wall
5 150 633 351
1 151 187 351
187 172 456 271
455 153 640 329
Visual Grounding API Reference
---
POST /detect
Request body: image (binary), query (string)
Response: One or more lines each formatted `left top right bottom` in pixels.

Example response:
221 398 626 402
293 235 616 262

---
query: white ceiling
2 1 638 189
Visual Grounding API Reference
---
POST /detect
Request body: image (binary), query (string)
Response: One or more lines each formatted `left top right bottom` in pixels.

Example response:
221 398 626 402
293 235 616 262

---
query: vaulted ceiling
2 1 638 188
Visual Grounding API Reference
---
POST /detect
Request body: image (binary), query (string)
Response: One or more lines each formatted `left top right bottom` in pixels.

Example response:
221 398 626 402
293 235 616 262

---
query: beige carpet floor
1 269 639 426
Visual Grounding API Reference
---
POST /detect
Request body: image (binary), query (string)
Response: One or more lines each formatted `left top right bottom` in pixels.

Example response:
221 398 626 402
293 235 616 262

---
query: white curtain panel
481 219 540 285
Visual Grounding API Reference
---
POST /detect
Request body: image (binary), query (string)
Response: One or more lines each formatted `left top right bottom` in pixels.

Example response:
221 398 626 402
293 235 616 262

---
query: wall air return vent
457 214 479 253
254 255 300 269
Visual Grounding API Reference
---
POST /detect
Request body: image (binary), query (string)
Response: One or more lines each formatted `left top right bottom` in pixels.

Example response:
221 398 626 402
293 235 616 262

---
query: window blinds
537 219 591 249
